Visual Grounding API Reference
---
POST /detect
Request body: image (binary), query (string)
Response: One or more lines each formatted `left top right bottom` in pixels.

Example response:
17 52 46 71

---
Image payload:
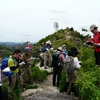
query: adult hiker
43 40 53 69
64 47 81 95
22 47 33 86
39 43 46 67
90 24 100 66
62 44 68 58
52 47 65 87
8 50 23 99
27 41 33 51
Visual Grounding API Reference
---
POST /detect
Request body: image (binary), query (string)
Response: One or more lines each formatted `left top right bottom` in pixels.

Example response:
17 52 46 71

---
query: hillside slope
32 27 90 56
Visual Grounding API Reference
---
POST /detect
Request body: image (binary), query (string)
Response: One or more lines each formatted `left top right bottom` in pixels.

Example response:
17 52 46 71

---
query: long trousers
52 67 62 87
22 67 32 84
8 74 23 99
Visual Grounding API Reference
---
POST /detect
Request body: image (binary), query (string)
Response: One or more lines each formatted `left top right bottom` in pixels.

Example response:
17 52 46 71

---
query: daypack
65 56 75 77
52 53 61 67
1 57 14 77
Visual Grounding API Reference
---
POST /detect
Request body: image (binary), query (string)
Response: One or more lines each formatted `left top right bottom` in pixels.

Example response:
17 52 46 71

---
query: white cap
90 24 98 31
46 40 51 44
57 47 62 51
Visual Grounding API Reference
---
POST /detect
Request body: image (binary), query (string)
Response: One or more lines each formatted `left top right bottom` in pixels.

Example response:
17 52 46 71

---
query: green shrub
2 84 24 100
2 84 8 100
25 84 38 89
32 66 48 82
59 71 66 92
75 68 100 100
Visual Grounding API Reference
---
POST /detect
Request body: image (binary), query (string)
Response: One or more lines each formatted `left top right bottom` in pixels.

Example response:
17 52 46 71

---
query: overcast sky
0 0 100 43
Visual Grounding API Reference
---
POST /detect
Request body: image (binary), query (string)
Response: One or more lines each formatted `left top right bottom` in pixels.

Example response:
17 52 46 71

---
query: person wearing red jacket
90 24 100 66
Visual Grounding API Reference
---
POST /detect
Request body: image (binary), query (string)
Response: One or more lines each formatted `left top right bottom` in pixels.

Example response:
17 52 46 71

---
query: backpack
65 56 75 77
52 53 61 67
1 57 14 77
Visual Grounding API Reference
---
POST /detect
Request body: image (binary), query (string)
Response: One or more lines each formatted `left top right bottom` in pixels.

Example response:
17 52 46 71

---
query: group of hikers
39 24 100 96
0 24 100 100
39 40 81 96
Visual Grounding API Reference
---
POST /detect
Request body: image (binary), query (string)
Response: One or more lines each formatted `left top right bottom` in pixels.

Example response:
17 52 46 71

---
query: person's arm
10 66 19 71
59 54 65 63
8 59 19 71
74 57 81 68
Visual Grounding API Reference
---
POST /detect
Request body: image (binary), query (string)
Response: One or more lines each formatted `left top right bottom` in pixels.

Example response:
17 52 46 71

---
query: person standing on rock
8 50 24 99
52 47 65 87
39 43 46 67
44 40 53 69
90 24 100 67
22 47 33 86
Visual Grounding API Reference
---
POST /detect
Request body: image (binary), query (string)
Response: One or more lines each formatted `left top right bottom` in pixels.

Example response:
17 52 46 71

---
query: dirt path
23 74 79 100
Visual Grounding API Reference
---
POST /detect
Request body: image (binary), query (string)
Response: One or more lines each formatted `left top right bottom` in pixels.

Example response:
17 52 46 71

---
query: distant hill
0 41 34 58
0 42 21 47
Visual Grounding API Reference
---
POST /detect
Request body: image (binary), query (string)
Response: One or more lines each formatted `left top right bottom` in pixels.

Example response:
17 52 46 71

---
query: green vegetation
32 66 48 82
59 46 100 100
75 47 100 100
1 27 99 100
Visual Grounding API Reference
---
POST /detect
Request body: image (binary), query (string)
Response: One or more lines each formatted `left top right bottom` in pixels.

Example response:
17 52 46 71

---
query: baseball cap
90 24 98 31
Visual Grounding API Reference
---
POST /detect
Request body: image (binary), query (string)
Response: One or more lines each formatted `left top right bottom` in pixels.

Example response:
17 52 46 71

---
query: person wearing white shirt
65 47 81 96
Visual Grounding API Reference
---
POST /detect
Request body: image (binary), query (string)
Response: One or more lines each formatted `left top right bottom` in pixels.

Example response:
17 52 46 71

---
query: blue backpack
1 58 14 77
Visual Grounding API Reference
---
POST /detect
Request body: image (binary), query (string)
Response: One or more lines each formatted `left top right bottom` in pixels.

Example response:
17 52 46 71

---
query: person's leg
71 70 77 96
47 51 52 67
27 67 32 83
22 67 27 84
8 74 16 99
64 82 70 92
18 75 24 92
44 52 48 69
57 66 63 87
52 68 57 86
40 57 44 67
57 68 62 87
95 52 100 65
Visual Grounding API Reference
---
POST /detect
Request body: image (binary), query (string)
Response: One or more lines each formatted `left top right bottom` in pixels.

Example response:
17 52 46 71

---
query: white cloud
0 0 100 42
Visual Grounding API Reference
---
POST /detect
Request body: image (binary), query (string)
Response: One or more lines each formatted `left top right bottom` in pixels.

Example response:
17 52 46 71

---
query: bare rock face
21 88 43 97
21 75 78 100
